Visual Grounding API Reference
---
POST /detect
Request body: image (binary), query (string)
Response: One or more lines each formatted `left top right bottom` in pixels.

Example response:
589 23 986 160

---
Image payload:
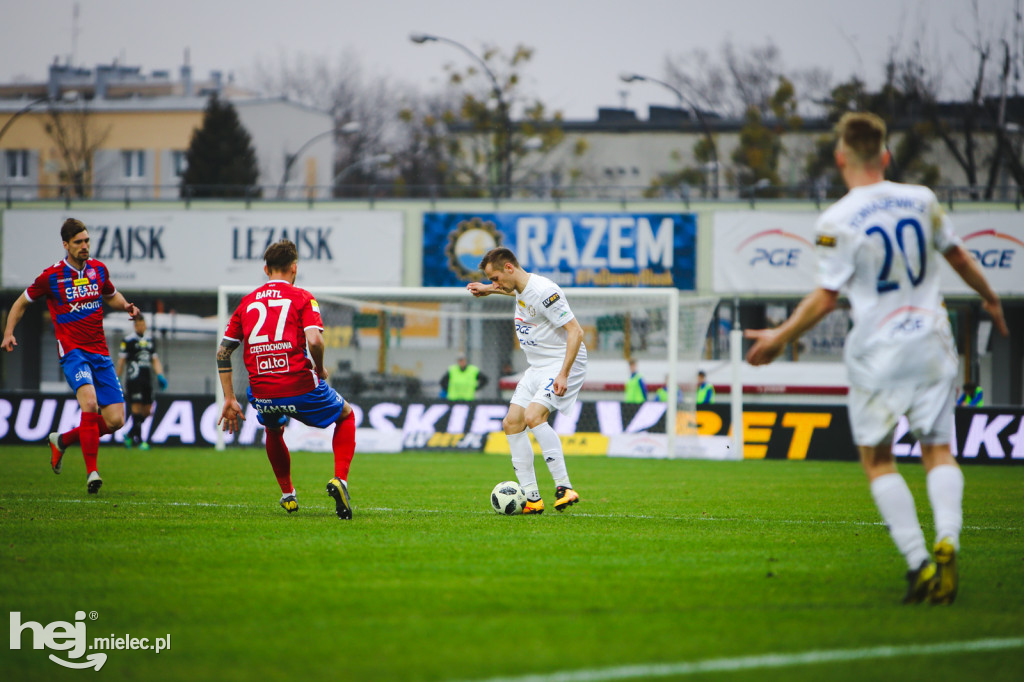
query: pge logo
735 228 812 267
256 354 288 374
9 610 105 670
963 229 1022 269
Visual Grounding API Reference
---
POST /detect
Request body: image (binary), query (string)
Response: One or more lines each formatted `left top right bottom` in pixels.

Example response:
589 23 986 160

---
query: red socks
79 412 102 474
332 413 356 481
265 428 293 494
61 413 113 447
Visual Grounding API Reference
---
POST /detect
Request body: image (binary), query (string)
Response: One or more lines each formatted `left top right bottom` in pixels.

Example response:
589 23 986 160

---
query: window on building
171 151 188 178
122 150 146 178
5 150 30 179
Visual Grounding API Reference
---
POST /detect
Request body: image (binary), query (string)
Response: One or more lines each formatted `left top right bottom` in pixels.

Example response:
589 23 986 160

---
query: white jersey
815 181 961 390
513 274 588 366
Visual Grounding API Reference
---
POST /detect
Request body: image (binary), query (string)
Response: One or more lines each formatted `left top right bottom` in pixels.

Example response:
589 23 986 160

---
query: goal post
215 285 729 456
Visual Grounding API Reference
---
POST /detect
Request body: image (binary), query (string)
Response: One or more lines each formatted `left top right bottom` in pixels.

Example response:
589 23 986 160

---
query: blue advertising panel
422 212 696 289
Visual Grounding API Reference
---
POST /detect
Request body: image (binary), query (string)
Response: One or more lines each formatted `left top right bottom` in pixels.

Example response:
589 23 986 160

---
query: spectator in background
654 376 683 403
624 358 647 403
440 354 488 400
696 370 716 405
956 382 984 407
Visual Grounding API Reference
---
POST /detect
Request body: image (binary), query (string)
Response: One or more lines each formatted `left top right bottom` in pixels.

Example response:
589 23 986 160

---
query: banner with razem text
422 212 696 289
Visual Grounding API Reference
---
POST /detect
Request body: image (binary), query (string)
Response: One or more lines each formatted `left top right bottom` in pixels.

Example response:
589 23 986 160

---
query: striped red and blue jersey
25 258 116 358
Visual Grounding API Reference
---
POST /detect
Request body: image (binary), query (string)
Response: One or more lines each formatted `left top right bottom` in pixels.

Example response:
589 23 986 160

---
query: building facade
0 61 333 200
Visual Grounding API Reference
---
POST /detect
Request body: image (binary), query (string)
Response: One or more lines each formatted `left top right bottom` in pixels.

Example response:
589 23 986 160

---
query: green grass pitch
2 446 1022 681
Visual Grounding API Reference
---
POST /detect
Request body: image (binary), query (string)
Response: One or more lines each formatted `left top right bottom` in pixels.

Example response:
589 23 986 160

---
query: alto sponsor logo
256 354 288 374
735 228 813 267
9 610 171 671
962 229 1022 269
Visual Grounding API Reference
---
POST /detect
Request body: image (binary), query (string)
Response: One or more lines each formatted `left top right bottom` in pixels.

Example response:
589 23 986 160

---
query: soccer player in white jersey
745 112 1008 605
468 247 586 513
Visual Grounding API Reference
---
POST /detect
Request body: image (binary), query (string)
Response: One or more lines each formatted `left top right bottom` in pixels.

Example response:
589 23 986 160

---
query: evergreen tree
180 94 261 198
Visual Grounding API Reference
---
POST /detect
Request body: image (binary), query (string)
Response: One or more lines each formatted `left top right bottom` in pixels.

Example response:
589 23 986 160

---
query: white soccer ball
490 480 526 515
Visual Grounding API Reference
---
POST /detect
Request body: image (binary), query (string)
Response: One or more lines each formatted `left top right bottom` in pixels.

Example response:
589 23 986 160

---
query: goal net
216 286 727 457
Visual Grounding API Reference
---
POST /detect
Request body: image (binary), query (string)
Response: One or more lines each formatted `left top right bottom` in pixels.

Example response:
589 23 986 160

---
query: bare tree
398 41 579 198
42 101 111 199
888 0 1024 196
245 50 404 193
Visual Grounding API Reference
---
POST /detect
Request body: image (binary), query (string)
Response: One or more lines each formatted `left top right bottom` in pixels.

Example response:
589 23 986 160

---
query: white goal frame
216 286 736 455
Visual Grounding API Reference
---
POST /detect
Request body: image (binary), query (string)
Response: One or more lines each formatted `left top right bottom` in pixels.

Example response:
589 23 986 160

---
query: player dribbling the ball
468 247 585 514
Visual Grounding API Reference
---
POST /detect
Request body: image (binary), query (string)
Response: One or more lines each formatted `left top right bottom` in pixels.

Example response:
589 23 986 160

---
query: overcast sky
1 0 1020 119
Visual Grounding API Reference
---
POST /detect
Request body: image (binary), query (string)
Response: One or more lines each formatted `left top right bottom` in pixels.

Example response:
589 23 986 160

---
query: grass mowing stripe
453 637 1024 682
5 497 1019 531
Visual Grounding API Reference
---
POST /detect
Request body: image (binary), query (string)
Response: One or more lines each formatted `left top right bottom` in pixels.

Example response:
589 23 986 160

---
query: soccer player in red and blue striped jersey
2 218 140 493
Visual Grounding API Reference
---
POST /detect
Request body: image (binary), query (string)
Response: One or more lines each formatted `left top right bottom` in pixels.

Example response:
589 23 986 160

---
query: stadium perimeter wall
1 393 1021 463
1 201 1021 403
2 198 1021 292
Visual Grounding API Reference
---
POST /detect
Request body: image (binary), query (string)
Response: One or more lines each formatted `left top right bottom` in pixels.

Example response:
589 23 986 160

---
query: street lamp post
0 91 80 145
277 120 360 199
411 32 513 199
620 73 719 198
332 153 393 186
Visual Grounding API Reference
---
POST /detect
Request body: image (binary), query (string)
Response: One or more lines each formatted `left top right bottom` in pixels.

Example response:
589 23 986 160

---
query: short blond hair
836 112 887 164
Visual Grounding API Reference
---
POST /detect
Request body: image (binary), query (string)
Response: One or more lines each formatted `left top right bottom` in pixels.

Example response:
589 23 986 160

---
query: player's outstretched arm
746 287 839 366
467 282 512 297
944 246 1009 337
216 338 245 433
2 294 31 352
103 291 140 319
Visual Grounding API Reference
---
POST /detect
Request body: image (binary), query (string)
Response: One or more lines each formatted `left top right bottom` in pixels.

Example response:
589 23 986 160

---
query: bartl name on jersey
232 227 333 261
92 225 166 263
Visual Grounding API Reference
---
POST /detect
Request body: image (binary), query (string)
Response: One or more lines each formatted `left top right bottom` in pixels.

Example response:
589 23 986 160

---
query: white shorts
510 357 587 416
848 379 957 447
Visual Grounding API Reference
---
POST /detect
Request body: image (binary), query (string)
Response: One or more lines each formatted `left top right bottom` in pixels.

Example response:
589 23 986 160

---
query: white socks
530 422 572 489
870 473 929 570
927 464 963 551
506 429 539 499
507 424 572 500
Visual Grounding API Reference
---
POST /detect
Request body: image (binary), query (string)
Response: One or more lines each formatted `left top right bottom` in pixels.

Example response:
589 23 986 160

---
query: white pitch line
1 497 1017 531
449 637 1024 682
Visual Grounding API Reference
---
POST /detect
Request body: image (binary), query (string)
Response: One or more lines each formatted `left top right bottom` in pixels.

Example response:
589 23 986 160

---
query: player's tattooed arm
217 339 240 373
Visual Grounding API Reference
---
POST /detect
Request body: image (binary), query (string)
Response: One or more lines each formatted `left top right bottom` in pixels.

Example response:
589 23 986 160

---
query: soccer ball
490 480 526 515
